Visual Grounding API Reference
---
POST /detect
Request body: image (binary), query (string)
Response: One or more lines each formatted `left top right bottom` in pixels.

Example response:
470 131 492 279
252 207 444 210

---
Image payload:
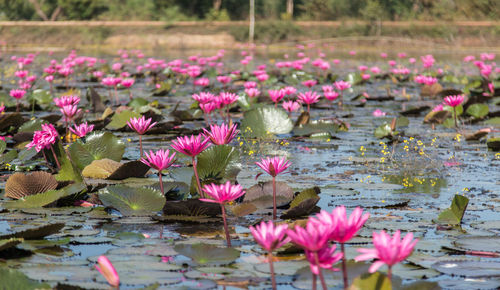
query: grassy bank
0 21 499 52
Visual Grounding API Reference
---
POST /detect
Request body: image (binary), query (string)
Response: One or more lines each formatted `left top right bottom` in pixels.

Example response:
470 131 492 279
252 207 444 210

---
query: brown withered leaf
5 171 58 199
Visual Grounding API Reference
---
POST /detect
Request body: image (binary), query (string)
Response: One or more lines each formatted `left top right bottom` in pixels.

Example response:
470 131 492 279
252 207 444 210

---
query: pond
0 46 499 289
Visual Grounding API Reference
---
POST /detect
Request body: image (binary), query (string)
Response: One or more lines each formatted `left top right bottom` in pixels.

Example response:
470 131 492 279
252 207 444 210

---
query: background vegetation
0 0 498 22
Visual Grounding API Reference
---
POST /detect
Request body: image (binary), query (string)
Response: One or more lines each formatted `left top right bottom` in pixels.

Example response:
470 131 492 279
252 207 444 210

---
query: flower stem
139 135 143 158
387 266 392 282
453 106 458 128
272 176 277 220
312 273 317 290
221 204 231 247
341 243 348 289
50 145 61 169
314 251 328 290
268 251 277 290
158 172 164 195
192 157 204 198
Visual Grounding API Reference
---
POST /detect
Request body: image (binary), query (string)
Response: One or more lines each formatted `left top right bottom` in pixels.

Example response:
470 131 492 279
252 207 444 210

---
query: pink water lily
141 149 176 195
203 123 239 145
444 95 465 128
287 219 333 290
250 221 290 289
127 115 157 157
26 123 61 169
201 181 245 247
297 91 321 113
282 101 301 113
355 230 418 280
256 156 290 220
54 95 80 108
69 122 94 138
171 134 210 197
305 245 343 275
95 255 120 287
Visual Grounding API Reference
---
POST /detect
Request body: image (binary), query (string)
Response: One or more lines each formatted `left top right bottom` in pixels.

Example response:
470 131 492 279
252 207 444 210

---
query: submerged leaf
0 267 51 289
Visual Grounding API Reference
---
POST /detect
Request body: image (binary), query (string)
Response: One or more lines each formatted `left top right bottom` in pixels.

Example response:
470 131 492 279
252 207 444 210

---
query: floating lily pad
432 261 500 277
0 267 51 289
281 197 320 219
289 187 320 209
174 243 240 265
244 181 294 206
106 110 141 130
162 199 221 217
293 120 340 137
0 238 23 251
194 145 241 193
466 103 489 119
437 194 469 225
153 215 220 224
99 185 165 216
454 236 500 253
438 279 500 290
5 171 58 199
254 260 308 275
82 158 122 179
18 119 47 133
0 223 65 240
487 138 500 151
68 131 125 170
53 141 83 182
350 272 391 290
240 106 293 138
107 160 150 180
4 183 86 209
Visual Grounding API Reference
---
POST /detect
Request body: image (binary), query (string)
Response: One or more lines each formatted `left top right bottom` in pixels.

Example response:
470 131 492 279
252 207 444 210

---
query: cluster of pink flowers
414 75 438 86
26 123 59 152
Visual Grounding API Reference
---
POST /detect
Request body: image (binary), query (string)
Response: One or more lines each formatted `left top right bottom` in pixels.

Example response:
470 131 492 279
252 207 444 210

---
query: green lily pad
350 272 391 290
437 194 469 225
31 89 53 106
244 181 294 208
454 236 500 253
0 267 51 289
374 123 393 139
487 138 500 151
68 131 125 170
438 279 500 290
0 223 65 240
174 243 240 265
53 141 83 182
289 187 320 209
484 117 500 126
193 145 241 193
0 238 23 251
466 103 489 119
240 106 293 138
432 261 500 277
4 183 85 209
99 185 165 216
293 121 340 137
162 199 221 217
0 149 18 165
106 110 141 130
18 119 47 133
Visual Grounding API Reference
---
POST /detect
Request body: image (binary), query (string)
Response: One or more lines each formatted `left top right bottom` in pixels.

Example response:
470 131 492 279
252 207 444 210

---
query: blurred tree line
0 0 498 21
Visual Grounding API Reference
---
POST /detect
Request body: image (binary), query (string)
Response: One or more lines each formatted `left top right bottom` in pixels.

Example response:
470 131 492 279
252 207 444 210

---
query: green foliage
437 194 469 225
1 0 499 21
67 131 125 170
466 104 489 119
